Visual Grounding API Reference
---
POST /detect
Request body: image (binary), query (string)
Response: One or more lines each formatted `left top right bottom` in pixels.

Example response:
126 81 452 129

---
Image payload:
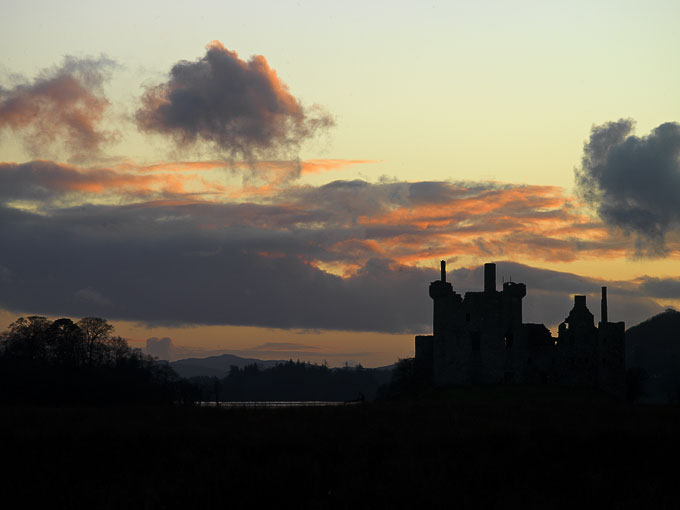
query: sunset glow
1 1 679 366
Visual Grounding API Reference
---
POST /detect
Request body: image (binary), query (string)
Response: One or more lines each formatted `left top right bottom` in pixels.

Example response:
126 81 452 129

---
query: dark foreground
2 386 679 509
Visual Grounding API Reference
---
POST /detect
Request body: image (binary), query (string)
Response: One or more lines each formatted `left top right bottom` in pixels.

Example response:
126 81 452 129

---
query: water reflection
198 401 354 408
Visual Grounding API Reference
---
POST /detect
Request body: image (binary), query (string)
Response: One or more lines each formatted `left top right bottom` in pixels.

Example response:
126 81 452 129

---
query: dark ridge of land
170 353 287 378
626 308 680 403
2 386 679 509
627 308 680 367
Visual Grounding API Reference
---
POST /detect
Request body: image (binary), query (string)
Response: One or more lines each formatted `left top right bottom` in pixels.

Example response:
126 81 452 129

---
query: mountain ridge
626 308 680 403
170 352 397 378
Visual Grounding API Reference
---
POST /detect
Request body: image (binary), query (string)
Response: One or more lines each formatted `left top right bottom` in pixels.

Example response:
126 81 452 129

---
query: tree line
0 316 193 404
0 315 417 404
189 360 393 402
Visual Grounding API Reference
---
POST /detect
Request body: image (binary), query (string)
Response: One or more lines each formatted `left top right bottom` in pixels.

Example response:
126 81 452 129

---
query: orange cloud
111 158 376 201
0 160 231 204
322 184 633 266
116 160 230 173
300 159 376 174
2 162 656 269
0 57 115 161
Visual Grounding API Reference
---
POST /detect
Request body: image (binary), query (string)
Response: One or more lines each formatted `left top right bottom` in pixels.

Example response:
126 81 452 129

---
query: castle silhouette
415 262 626 397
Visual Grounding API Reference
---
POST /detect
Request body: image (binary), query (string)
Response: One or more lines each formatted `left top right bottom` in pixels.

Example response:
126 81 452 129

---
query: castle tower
429 260 454 338
415 261 626 397
484 263 496 294
567 295 594 327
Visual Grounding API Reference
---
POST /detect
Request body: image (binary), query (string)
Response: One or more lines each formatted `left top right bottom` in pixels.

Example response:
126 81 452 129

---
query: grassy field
2 386 678 509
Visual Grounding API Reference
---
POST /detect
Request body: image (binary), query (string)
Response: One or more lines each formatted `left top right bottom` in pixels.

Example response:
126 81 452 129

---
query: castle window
504 332 514 349
471 332 480 352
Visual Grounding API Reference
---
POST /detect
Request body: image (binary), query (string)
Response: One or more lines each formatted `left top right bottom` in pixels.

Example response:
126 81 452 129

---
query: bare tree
105 336 132 366
77 317 113 367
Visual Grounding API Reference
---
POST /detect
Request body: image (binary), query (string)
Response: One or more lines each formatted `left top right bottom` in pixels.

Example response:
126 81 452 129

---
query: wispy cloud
0 158 376 209
0 56 117 162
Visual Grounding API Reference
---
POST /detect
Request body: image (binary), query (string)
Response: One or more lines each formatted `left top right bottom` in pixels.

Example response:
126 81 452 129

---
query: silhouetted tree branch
0 315 182 404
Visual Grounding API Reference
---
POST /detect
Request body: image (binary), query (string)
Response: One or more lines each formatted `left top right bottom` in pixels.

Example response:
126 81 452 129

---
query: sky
1 0 679 366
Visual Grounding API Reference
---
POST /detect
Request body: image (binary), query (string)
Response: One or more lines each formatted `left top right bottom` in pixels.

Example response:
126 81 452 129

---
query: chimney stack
484 263 496 293
440 260 446 282
601 286 608 323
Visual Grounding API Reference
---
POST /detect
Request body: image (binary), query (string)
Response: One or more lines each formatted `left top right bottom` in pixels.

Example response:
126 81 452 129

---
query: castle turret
429 260 453 299
501 281 526 329
601 286 608 323
484 263 496 294
429 260 455 338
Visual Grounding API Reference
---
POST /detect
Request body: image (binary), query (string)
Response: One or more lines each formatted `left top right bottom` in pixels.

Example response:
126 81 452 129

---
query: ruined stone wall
597 321 626 398
414 263 626 397
432 289 527 386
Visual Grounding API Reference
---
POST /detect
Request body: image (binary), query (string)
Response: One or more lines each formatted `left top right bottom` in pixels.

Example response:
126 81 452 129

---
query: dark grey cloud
281 179 517 228
408 181 468 204
0 198 434 332
575 119 680 255
0 161 116 203
0 162 596 267
0 195 663 332
136 41 334 159
0 164 666 333
448 261 661 327
639 277 680 299
0 160 220 207
0 56 116 161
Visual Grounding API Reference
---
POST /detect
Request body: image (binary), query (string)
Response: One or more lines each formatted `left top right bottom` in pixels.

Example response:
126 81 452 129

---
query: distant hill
171 354 398 379
627 309 680 367
374 363 397 372
171 354 286 379
626 309 680 403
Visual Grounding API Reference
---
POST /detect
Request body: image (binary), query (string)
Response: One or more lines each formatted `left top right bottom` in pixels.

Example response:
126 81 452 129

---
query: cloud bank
576 119 680 255
136 41 334 159
0 164 666 332
0 52 676 336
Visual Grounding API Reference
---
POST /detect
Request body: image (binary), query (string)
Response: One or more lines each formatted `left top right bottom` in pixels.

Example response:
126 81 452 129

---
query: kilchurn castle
415 262 626 397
